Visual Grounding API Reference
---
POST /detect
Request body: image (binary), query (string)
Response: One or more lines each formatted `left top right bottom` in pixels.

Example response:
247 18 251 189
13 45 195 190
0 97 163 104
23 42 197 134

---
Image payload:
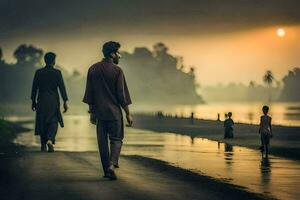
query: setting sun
277 28 286 37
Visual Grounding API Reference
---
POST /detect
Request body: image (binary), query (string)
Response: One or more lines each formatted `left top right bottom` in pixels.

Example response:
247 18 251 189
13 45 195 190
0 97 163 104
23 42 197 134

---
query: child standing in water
224 112 234 138
259 105 273 158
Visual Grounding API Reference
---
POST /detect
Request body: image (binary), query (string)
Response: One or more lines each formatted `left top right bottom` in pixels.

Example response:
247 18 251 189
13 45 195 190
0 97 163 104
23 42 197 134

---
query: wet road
15 115 300 200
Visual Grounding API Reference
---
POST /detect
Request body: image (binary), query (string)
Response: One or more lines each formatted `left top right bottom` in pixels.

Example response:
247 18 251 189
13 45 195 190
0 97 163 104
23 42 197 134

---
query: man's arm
58 71 68 113
116 70 133 126
31 71 38 111
123 105 133 126
83 69 94 106
83 69 96 124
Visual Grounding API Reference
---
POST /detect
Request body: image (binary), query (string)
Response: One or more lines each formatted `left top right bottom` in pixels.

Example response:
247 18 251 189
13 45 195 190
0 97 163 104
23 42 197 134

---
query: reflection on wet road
15 115 300 200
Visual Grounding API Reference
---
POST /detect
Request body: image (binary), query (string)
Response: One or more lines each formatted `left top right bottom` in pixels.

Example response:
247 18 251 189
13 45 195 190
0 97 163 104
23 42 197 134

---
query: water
15 115 300 200
2 102 300 126
133 102 300 126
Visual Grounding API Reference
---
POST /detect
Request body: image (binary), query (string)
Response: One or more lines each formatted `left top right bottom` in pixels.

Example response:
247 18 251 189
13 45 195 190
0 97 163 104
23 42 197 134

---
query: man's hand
90 113 97 125
31 101 37 111
63 101 68 113
126 114 133 127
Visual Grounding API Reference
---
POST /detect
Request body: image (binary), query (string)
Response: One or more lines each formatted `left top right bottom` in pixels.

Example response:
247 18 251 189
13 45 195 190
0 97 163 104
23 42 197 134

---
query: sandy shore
132 114 300 160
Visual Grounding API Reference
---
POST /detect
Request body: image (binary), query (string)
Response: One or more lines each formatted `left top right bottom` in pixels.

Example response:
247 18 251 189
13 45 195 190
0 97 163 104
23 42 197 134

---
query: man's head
262 105 269 115
44 52 56 66
102 41 121 64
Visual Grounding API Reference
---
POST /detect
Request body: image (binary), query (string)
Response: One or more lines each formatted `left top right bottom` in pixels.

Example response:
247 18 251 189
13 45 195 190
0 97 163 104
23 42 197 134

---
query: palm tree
263 70 274 102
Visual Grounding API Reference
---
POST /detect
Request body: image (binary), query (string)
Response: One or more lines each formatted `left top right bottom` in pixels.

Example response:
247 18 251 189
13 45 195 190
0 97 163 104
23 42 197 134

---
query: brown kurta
31 66 68 135
83 59 132 120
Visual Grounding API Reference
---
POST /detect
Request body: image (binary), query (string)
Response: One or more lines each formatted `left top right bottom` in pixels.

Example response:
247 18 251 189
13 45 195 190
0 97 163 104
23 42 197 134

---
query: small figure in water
259 105 273 158
217 113 220 121
224 112 234 139
190 112 194 124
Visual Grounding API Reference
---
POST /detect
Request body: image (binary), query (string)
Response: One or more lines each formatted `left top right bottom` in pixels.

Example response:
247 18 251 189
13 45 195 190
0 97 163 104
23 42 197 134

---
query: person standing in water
224 112 234 138
83 41 133 180
259 105 273 158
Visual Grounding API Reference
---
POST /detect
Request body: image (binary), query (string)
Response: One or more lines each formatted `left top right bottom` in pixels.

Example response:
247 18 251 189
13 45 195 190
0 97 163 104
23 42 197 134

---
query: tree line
0 43 203 105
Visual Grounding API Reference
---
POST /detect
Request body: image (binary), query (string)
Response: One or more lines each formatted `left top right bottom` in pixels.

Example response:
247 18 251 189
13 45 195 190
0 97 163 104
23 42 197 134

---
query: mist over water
132 102 300 126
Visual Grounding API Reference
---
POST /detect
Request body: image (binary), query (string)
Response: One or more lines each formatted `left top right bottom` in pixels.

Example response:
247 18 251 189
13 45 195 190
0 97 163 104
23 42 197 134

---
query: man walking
31 52 68 152
83 41 132 180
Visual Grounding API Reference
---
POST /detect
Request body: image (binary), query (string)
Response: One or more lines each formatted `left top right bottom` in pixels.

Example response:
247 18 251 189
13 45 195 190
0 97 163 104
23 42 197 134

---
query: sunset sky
1 0 300 85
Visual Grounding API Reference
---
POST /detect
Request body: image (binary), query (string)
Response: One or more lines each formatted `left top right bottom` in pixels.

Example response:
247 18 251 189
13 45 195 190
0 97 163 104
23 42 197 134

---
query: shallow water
133 102 300 126
3 102 300 126
15 115 300 200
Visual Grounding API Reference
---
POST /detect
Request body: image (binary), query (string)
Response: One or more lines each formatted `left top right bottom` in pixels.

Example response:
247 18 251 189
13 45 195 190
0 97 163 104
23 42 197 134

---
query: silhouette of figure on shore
190 112 194 124
224 112 234 138
83 41 133 180
157 111 164 118
31 52 68 152
217 113 220 121
259 105 273 158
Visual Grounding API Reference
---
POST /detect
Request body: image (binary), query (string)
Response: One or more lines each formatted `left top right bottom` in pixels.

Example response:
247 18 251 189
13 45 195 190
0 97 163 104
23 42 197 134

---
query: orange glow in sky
2 26 300 86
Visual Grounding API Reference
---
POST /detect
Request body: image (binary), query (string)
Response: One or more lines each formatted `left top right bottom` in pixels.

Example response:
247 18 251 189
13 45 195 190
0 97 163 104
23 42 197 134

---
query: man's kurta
83 59 132 119
31 66 68 135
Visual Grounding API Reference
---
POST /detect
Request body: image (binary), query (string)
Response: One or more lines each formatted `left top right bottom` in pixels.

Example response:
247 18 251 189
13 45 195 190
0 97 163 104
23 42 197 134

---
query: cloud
1 0 300 39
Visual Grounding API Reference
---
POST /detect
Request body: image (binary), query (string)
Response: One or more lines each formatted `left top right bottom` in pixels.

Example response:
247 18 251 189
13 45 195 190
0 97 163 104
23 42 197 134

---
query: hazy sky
1 0 300 85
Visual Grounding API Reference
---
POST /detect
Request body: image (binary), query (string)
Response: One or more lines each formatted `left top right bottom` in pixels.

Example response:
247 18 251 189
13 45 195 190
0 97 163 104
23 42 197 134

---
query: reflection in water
15 115 300 200
260 157 272 195
190 135 195 145
224 143 234 166
260 158 271 184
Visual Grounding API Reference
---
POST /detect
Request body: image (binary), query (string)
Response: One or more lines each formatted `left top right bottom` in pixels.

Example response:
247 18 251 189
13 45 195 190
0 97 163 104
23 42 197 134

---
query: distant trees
280 68 300 101
263 70 274 102
153 42 168 58
247 81 256 102
121 42 203 104
201 81 281 102
263 70 274 86
1 43 299 104
0 43 203 105
0 44 43 103
13 44 43 66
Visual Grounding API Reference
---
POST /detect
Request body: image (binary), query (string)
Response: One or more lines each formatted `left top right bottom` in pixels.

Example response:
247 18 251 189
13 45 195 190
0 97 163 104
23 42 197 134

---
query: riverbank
0 151 266 200
0 119 31 199
0 119 30 155
0 118 270 200
132 114 300 160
